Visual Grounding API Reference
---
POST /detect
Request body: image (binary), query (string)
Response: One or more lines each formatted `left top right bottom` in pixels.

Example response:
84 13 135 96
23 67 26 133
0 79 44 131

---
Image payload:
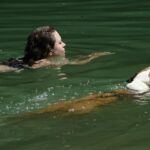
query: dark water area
0 0 150 149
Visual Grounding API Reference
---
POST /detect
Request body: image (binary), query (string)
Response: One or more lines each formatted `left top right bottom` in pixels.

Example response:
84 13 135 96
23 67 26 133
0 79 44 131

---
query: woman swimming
0 26 113 72
0 26 66 71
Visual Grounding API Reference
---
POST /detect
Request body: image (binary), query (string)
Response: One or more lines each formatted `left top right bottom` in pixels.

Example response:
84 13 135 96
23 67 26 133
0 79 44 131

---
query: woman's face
50 31 66 56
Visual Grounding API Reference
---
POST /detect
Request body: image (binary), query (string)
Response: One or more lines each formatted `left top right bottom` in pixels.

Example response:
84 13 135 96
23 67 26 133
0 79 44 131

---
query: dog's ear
126 73 138 83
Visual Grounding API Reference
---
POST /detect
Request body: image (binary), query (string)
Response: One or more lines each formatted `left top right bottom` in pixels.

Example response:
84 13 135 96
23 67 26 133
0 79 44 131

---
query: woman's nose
63 42 66 47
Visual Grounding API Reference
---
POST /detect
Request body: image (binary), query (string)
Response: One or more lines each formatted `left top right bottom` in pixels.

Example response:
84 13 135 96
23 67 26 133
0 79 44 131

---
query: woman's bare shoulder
32 59 51 69
32 57 68 68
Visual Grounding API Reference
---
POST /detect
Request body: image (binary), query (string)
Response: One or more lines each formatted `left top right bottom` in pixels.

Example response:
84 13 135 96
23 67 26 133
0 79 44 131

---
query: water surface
0 0 150 149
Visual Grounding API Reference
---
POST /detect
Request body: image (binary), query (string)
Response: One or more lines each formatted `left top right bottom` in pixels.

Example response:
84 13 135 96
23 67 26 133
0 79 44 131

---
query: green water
1 0 150 149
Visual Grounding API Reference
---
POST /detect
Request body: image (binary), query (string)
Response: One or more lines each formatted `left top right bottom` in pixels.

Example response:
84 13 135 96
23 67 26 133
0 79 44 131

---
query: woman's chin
56 53 66 57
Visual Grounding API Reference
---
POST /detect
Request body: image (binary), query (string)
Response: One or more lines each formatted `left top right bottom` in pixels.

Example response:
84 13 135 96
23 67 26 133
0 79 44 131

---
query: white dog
127 67 150 94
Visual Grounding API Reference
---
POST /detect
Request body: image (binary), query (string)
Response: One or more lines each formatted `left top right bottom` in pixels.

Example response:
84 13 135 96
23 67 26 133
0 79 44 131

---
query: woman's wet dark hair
23 26 56 66
1 26 56 68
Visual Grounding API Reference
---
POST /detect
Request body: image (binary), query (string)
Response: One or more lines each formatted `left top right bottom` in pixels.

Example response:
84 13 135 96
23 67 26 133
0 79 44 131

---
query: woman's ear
49 51 52 56
51 49 56 55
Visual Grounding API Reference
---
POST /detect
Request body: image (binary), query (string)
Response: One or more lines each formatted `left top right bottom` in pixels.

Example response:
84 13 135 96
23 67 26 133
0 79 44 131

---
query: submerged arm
0 64 17 72
69 52 114 65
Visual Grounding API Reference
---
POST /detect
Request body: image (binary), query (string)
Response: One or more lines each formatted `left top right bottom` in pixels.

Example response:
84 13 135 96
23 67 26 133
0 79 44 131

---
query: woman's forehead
52 31 61 41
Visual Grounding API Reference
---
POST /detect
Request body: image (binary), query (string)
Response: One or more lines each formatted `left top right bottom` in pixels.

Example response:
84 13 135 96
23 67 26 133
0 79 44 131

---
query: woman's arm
69 52 114 65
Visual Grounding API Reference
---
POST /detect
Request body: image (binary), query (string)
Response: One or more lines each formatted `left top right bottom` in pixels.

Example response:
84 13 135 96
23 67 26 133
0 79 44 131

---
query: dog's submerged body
24 89 133 116
21 67 150 117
